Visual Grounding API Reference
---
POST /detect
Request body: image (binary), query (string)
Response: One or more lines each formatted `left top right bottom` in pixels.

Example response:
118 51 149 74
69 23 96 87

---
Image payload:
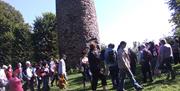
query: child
58 54 68 89
42 62 50 91
58 74 67 89
58 54 67 80
9 73 23 91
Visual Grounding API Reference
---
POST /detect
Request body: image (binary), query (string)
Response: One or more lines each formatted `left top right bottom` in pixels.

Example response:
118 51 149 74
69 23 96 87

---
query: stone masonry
56 0 99 69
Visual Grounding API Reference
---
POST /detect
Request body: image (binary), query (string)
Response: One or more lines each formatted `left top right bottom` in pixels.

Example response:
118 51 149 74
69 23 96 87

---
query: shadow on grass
67 64 180 91
69 75 82 84
67 73 92 91
124 65 143 90
174 64 180 70
124 64 178 90
174 64 180 75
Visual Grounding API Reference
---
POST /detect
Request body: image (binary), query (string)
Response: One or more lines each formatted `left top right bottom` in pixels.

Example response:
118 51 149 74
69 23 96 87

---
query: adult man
159 39 175 79
49 58 56 86
23 61 34 91
104 43 119 88
140 45 153 83
117 41 142 91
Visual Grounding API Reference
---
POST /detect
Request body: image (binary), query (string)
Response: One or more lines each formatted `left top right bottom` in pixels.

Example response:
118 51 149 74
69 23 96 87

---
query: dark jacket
88 50 101 72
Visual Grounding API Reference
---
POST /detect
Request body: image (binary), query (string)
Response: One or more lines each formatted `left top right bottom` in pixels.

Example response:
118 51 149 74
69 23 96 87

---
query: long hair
117 41 126 51
89 43 96 51
120 41 126 47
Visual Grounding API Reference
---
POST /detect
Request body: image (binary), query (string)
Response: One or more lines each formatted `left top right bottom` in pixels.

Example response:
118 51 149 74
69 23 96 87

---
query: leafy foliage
32 12 58 61
0 0 32 65
168 0 180 36
0 0 58 65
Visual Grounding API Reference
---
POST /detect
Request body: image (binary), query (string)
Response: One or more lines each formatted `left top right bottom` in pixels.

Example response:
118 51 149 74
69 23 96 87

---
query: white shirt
50 60 56 72
0 69 7 81
45 67 49 72
81 57 88 64
0 69 8 89
26 67 33 79
159 44 173 60
58 59 66 75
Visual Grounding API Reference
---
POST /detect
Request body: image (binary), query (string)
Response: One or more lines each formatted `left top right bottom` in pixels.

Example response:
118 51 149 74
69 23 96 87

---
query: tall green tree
32 12 58 61
168 0 180 36
0 0 32 65
12 25 33 64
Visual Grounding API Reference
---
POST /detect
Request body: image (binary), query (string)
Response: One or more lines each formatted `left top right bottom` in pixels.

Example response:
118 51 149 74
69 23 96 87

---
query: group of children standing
0 55 67 91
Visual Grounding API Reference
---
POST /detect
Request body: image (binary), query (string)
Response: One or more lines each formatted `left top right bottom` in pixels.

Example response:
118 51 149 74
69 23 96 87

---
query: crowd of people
80 39 179 91
0 38 179 91
0 55 67 91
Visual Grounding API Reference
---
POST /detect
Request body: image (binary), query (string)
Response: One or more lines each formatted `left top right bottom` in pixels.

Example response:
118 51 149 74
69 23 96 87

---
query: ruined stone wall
56 0 99 69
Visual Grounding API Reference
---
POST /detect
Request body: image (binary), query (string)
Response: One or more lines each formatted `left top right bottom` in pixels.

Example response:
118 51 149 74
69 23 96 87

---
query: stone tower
56 0 99 69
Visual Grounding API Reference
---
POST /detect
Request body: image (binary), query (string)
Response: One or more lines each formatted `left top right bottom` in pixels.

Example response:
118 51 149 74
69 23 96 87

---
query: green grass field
51 64 180 91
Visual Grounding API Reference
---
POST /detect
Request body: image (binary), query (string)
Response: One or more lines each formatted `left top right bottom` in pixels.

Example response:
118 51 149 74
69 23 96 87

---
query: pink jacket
5 68 12 80
9 77 23 91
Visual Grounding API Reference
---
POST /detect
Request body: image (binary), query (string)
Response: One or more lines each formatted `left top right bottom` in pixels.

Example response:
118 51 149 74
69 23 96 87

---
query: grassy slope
52 64 180 91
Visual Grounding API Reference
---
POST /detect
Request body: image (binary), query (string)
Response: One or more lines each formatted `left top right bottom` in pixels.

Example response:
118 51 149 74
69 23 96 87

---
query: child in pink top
5 65 13 80
8 73 23 91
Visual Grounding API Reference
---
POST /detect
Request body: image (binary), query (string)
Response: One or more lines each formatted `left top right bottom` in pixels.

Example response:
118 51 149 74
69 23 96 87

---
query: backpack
107 50 116 64
100 49 105 61
143 49 152 62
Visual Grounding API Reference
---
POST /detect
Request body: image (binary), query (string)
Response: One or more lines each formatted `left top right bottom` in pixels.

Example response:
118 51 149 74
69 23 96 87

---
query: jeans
162 57 175 79
109 65 119 88
130 63 136 75
82 67 91 81
42 76 50 91
141 62 153 82
82 67 92 88
173 53 180 64
118 68 141 91
23 78 34 91
151 57 157 75
91 69 107 90
51 73 58 86
37 77 42 91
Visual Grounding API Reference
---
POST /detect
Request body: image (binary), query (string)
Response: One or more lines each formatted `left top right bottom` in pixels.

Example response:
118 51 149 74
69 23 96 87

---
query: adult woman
88 43 107 91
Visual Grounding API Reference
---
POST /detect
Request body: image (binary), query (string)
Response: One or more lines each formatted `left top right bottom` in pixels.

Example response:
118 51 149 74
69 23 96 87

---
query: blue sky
3 0 172 47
